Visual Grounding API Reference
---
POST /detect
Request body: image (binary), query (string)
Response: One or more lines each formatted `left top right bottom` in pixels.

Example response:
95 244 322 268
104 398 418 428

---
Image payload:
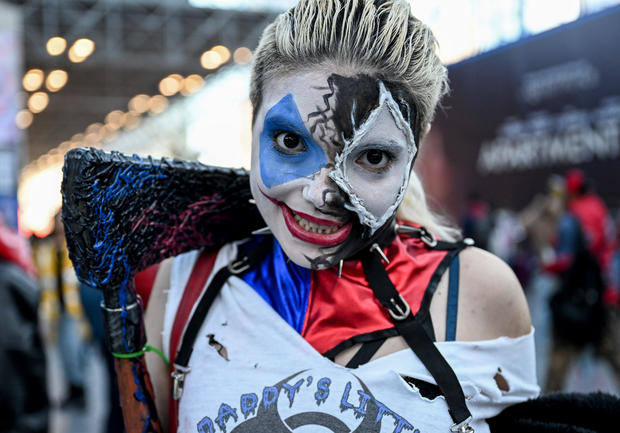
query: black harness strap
345 339 386 368
323 234 470 361
361 250 472 427
172 229 474 430
174 238 272 370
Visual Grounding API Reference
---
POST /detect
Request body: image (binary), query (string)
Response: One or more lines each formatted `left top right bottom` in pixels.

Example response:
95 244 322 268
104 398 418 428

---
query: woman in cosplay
143 1 539 432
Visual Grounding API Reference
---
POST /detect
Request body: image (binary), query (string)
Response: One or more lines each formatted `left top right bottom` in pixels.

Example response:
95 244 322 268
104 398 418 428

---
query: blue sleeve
610 252 620 288
557 214 580 256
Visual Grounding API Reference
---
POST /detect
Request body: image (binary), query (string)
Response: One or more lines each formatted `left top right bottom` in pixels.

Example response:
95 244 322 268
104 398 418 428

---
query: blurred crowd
1 168 619 432
462 168 620 393
0 211 122 433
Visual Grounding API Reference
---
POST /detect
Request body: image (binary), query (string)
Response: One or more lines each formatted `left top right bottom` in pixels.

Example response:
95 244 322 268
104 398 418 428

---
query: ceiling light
233 47 252 65
123 112 141 130
86 122 103 135
129 94 150 114
181 74 204 95
46 36 67 56
148 95 168 114
159 76 181 96
71 132 85 143
105 110 124 130
72 38 95 57
45 69 68 92
27 92 49 113
68 48 86 63
23 69 44 92
211 45 231 63
15 110 33 129
68 38 95 63
201 50 222 70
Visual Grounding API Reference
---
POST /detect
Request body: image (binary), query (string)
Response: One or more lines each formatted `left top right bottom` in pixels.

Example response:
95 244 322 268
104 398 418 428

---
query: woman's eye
357 149 392 172
273 131 306 154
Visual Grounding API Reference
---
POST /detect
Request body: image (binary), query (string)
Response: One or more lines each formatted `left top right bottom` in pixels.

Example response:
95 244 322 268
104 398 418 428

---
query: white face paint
250 69 417 268
329 82 417 233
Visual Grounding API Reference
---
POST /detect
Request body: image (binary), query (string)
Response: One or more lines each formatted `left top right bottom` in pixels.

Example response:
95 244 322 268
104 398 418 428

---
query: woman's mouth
281 205 352 246
258 189 352 246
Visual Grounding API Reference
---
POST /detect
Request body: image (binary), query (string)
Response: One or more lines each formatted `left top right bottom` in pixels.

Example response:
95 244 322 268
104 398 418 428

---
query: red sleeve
544 253 573 274
0 222 37 279
134 264 160 308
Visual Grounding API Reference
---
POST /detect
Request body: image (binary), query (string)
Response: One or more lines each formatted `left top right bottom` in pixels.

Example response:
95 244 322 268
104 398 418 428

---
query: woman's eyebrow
263 93 312 137
263 114 307 136
348 140 405 152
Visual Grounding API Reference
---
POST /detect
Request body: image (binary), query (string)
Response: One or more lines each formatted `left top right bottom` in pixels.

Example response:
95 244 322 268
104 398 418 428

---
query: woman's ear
417 122 432 143
423 122 432 136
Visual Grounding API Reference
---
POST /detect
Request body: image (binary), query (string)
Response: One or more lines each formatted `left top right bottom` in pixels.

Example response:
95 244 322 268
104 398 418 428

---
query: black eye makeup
273 130 307 155
350 142 402 174
356 149 394 173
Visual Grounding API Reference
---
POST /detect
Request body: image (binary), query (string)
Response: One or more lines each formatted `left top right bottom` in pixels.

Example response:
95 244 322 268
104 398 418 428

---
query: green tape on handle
112 344 170 369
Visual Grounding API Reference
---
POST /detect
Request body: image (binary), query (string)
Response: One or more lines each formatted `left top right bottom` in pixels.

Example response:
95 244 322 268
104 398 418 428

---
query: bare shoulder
456 246 531 341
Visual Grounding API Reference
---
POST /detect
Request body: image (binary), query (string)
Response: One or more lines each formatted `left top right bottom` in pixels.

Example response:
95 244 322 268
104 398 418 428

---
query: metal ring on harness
171 364 192 401
450 416 474 432
394 224 438 247
388 294 411 321
227 257 250 274
418 226 438 247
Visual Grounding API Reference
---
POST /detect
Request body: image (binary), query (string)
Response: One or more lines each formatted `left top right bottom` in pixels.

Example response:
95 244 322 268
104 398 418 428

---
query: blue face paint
259 93 328 188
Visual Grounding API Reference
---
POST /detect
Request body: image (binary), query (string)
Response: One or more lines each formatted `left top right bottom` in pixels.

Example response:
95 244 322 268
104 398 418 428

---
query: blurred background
0 1 619 432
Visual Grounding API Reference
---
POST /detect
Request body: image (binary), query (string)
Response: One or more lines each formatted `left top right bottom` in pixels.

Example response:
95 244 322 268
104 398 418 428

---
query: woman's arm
449 246 531 341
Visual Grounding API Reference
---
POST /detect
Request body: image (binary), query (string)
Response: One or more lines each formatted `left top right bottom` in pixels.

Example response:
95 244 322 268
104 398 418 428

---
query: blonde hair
396 172 461 241
251 0 460 241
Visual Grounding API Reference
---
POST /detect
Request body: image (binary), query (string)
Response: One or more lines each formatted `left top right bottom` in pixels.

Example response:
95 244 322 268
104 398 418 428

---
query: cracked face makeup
250 70 417 269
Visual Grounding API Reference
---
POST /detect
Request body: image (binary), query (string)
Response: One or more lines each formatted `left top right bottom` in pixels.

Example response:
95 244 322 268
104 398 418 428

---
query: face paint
251 70 417 269
329 81 417 234
259 94 328 188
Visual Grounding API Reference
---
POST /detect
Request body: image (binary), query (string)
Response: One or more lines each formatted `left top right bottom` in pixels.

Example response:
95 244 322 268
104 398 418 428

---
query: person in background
33 212 91 408
0 216 48 433
597 209 620 389
562 169 615 273
542 169 619 392
606 210 620 307
461 192 492 250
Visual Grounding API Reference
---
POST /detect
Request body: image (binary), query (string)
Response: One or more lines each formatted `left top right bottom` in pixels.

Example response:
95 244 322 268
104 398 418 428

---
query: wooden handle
115 356 163 433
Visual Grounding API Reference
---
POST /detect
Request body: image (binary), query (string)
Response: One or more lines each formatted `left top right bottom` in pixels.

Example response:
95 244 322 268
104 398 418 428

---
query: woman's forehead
255 69 415 151
259 70 348 117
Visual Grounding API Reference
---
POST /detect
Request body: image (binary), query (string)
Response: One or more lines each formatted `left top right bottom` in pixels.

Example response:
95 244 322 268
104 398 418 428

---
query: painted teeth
293 213 342 234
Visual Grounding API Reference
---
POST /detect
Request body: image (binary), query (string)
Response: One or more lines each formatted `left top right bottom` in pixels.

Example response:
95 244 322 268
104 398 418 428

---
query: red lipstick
260 189 352 246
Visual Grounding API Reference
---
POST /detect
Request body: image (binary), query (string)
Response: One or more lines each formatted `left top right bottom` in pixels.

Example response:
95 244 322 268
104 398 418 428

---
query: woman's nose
303 167 346 210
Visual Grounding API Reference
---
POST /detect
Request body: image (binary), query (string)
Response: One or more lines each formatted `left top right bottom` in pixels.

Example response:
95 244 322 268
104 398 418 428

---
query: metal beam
21 0 276 69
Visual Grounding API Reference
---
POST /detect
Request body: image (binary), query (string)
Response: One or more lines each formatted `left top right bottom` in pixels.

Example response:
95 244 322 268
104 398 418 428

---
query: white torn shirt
163 244 540 433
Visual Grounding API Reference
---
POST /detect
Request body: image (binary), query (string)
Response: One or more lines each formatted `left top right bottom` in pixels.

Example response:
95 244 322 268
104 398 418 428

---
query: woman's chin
279 237 341 270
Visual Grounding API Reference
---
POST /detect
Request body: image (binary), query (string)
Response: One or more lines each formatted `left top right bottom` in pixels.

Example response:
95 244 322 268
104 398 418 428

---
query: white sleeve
438 327 541 421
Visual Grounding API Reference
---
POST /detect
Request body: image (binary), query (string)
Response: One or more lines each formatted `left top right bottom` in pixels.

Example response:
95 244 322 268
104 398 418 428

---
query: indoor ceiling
8 0 278 162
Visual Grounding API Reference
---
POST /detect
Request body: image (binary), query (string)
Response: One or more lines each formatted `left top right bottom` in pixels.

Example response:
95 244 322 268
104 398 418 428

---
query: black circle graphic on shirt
231 370 383 433
285 412 350 432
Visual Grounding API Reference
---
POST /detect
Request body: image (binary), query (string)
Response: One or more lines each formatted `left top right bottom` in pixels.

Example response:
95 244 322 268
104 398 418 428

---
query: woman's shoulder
455 246 532 341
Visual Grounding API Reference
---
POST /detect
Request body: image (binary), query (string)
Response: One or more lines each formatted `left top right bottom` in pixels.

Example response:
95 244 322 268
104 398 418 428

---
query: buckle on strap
394 224 437 247
451 416 474 433
419 226 438 247
227 256 250 274
388 294 411 321
171 364 191 401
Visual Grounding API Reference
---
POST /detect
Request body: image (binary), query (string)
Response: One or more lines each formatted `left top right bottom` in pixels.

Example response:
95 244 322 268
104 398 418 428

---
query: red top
568 193 614 270
303 235 448 354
